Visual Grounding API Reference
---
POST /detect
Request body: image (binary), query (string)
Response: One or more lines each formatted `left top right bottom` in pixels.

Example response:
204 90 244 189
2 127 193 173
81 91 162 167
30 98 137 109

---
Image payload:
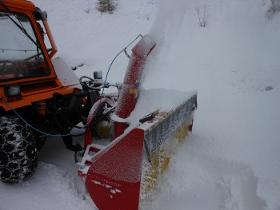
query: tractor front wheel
0 116 38 184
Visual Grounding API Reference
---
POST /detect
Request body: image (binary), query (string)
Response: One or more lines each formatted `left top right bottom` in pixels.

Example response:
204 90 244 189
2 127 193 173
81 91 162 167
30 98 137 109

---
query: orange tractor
0 0 197 209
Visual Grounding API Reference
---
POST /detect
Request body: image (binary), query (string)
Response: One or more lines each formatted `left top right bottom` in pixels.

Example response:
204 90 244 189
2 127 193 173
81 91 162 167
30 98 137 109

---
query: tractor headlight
5 85 21 97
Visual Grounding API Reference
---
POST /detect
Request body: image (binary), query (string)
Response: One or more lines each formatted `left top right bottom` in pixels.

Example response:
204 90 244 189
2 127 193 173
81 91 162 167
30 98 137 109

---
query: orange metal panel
0 86 77 111
1 0 35 12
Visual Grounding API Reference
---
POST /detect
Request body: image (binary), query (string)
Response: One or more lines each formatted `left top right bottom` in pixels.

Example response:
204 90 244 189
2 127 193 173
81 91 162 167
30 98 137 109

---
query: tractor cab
0 11 50 81
0 0 86 185
0 0 80 112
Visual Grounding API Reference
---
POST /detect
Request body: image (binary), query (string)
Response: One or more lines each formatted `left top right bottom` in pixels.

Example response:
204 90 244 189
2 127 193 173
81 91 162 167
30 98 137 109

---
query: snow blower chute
78 35 197 210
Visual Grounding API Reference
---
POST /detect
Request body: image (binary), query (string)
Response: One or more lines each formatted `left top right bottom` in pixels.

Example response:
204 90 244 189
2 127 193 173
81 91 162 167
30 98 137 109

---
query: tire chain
0 116 38 183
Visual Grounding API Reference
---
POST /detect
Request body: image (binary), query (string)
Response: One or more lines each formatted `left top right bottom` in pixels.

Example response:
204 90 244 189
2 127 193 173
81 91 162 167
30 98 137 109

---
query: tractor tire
0 116 38 184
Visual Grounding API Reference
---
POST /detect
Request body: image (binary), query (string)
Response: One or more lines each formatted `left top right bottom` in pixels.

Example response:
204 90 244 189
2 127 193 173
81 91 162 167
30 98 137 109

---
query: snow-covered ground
1 0 280 209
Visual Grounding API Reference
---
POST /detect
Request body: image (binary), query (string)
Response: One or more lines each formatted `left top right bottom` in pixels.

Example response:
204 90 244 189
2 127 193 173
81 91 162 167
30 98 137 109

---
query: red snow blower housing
78 36 197 210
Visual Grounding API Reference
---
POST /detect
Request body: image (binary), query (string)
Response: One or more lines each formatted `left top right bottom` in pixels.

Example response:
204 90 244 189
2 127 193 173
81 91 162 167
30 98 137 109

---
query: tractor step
78 144 105 177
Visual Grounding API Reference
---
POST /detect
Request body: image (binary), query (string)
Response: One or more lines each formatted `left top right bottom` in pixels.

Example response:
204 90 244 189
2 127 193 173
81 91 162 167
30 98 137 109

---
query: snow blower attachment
78 35 197 210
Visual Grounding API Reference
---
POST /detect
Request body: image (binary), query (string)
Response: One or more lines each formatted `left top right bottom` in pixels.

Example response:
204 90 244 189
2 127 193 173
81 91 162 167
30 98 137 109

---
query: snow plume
141 0 189 91
148 0 188 45
142 0 280 92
